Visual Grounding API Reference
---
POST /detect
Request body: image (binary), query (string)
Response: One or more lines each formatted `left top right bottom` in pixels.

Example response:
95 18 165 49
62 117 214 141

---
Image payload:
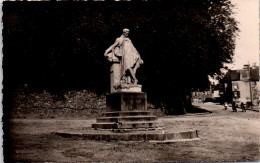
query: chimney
243 64 249 70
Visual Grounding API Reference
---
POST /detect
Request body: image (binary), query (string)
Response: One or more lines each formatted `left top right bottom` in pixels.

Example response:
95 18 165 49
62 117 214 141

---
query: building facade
224 65 259 106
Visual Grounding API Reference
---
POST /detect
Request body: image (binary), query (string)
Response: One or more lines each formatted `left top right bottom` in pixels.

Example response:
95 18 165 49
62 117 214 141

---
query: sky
227 0 259 69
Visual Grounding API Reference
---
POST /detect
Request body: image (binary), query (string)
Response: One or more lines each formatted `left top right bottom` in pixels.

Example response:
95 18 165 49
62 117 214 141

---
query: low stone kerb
54 130 199 141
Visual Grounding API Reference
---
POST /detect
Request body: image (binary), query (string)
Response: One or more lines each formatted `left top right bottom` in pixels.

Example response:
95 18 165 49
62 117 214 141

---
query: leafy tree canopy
3 1 238 114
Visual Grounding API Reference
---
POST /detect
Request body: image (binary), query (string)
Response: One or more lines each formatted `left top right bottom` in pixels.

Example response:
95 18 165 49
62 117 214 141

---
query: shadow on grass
187 105 212 114
157 105 212 118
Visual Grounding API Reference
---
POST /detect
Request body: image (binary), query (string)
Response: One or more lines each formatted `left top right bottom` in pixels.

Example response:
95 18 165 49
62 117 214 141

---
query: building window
233 91 240 99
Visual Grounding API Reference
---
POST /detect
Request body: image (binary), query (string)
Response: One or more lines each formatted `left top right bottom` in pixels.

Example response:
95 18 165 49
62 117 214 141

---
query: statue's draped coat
114 36 141 84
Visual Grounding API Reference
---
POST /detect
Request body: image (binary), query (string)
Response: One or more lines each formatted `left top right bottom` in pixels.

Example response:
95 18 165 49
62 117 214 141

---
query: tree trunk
166 90 188 115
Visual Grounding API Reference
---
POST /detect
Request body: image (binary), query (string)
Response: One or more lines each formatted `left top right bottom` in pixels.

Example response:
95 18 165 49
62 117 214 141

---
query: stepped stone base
92 120 164 129
100 111 151 117
92 110 163 129
92 92 163 130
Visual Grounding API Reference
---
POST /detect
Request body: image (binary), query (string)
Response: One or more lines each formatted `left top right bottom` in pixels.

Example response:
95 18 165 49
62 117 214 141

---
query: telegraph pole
248 63 253 109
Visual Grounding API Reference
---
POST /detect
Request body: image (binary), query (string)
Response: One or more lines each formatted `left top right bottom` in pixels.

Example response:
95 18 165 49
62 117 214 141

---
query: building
191 83 223 103
222 65 259 106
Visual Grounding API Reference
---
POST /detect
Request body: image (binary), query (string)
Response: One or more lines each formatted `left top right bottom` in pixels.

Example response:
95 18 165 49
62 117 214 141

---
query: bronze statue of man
104 29 143 88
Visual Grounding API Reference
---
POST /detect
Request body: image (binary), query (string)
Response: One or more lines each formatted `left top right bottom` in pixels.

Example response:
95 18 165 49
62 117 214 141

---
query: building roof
229 66 259 81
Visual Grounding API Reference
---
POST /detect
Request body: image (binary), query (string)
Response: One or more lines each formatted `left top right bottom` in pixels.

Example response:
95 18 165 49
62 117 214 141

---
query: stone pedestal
92 55 163 129
110 59 120 93
106 92 147 111
92 91 164 129
115 85 142 93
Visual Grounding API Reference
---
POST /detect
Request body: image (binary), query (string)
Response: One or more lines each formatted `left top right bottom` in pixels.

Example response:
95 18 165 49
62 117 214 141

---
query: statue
104 28 144 89
92 29 164 130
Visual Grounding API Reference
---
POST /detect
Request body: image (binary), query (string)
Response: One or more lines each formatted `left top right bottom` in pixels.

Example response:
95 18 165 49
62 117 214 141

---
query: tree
3 0 238 114
139 0 239 114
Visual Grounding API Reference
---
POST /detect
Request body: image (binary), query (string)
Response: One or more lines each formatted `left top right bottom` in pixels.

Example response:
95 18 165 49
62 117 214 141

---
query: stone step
100 111 151 117
92 121 164 129
96 116 158 123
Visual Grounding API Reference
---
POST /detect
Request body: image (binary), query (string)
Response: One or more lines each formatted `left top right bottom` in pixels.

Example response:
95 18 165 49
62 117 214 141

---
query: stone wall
11 88 106 110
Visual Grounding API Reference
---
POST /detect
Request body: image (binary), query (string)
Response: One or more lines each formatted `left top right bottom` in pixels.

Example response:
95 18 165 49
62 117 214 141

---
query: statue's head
123 28 130 37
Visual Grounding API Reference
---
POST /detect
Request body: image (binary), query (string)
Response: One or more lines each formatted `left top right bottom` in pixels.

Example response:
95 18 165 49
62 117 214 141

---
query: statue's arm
139 54 144 64
104 39 120 57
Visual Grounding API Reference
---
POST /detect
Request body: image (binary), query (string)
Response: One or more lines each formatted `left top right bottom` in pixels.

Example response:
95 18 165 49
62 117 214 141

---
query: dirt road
7 102 260 162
